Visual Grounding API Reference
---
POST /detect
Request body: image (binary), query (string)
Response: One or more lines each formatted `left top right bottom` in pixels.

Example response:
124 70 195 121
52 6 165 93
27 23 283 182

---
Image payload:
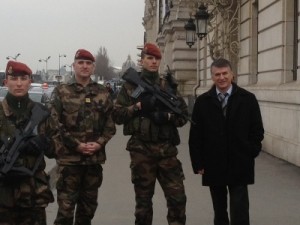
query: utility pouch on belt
123 117 140 136
139 117 159 142
150 121 159 142
139 117 152 141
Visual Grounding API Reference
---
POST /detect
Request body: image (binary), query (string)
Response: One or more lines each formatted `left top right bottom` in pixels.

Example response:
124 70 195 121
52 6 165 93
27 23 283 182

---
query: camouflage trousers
130 151 186 225
0 207 46 225
54 164 103 225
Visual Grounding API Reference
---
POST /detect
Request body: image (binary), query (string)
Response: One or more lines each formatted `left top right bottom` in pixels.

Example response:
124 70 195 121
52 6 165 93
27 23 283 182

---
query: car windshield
29 91 50 104
29 92 43 102
30 86 54 98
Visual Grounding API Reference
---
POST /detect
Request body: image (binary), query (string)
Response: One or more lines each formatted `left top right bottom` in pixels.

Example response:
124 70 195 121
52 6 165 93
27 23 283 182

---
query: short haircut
210 58 232 73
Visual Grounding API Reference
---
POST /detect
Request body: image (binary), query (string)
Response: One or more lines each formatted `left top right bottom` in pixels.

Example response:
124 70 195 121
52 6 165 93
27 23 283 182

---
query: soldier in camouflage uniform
113 43 188 225
0 61 54 225
49 49 116 225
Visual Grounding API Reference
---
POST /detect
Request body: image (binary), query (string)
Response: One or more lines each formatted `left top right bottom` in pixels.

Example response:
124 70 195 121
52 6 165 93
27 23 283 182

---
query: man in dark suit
189 58 264 225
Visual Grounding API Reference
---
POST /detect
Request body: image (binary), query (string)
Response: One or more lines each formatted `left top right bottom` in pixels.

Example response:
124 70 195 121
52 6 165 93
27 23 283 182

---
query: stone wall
240 0 300 166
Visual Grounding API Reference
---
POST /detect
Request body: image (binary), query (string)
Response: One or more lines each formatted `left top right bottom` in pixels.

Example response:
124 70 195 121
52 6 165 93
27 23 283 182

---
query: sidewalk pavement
46 125 300 225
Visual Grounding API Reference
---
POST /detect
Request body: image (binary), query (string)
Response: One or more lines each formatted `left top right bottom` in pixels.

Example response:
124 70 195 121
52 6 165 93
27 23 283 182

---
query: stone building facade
142 0 300 166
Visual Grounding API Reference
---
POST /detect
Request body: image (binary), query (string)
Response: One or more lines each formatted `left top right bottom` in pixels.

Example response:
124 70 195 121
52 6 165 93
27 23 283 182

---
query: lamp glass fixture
194 4 209 39
184 18 196 48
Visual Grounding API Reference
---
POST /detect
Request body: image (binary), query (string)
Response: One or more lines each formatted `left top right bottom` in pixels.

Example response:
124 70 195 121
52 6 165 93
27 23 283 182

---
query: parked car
0 87 8 101
28 90 50 106
0 72 5 86
29 85 55 99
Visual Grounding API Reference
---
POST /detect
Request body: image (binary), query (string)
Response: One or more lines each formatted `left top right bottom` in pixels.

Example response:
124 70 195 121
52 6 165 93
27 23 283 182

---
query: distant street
46 124 300 225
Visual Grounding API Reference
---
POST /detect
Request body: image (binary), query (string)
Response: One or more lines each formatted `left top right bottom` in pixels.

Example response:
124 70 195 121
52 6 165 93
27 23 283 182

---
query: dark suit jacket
189 83 264 186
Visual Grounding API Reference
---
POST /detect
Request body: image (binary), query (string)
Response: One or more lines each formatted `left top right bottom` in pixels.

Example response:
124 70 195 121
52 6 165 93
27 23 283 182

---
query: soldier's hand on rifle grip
20 135 49 155
132 102 141 113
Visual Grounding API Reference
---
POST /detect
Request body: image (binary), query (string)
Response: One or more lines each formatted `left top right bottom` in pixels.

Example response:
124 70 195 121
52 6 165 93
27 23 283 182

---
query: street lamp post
64 64 73 76
194 4 210 40
184 4 209 48
184 4 209 97
58 54 67 76
6 53 21 61
39 56 51 79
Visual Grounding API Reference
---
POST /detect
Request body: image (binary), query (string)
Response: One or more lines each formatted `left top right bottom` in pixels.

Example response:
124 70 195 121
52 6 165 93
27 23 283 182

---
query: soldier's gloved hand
20 135 49 155
140 94 156 113
150 111 169 125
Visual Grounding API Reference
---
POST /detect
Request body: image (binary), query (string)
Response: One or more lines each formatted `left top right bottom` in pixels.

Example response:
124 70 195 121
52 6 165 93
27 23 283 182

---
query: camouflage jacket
49 77 116 165
0 98 54 208
113 70 188 157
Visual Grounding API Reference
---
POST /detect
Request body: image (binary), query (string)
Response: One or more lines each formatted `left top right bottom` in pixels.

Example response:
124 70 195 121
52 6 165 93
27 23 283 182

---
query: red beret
74 49 95 62
142 43 162 59
5 60 32 77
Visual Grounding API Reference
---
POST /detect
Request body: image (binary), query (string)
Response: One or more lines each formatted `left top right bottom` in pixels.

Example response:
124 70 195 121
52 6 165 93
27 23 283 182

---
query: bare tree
94 47 116 81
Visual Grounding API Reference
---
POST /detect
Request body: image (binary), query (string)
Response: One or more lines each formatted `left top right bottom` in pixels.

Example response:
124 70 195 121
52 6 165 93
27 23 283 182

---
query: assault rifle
122 67 194 123
0 104 49 178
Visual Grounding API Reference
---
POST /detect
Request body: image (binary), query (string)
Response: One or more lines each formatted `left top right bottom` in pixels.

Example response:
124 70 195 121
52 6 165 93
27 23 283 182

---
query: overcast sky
0 0 145 72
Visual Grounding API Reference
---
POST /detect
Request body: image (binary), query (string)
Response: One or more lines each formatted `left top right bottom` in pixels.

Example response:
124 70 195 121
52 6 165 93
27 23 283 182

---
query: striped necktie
218 93 229 116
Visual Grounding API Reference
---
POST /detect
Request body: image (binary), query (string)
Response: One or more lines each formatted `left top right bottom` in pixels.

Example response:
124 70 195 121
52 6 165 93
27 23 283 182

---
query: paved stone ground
45 125 300 225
